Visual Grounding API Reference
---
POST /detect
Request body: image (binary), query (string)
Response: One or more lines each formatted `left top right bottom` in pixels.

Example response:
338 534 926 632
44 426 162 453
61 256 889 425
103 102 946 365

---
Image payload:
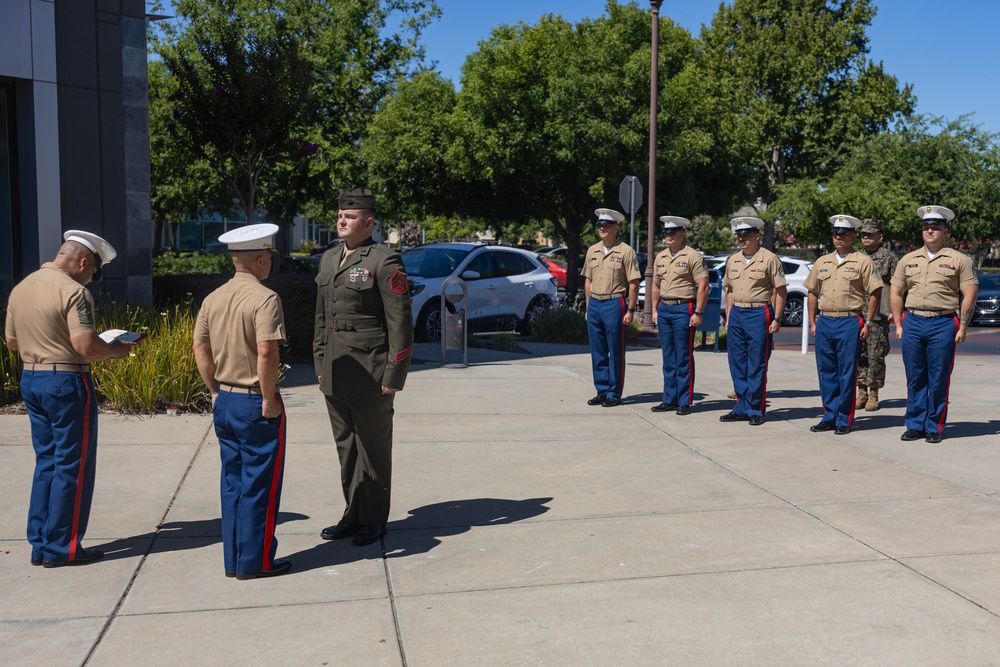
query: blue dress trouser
727 305 774 418
815 314 863 429
657 301 696 406
213 388 286 575
588 295 627 401
900 312 958 436
21 368 99 563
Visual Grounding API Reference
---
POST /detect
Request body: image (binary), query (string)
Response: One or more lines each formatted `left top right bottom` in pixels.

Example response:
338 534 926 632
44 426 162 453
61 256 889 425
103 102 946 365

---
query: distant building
0 0 151 302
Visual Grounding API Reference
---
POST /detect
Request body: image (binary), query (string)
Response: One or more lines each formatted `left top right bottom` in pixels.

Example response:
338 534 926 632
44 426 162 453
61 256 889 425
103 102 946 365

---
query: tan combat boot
865 387 879 411
855 386 868 410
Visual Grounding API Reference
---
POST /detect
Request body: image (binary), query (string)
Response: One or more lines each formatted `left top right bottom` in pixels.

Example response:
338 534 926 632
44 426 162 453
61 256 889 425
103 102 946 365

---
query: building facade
0 0 151 302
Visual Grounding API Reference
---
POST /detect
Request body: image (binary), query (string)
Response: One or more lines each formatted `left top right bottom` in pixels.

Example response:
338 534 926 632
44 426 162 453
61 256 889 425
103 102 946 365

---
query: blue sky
418 0 1000 136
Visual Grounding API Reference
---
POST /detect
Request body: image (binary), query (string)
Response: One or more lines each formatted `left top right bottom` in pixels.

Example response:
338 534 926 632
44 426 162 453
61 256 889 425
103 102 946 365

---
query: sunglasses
831 229 854 236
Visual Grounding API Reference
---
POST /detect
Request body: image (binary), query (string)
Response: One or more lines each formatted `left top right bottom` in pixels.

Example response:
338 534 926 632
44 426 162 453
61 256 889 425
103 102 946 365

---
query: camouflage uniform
857 244 898 390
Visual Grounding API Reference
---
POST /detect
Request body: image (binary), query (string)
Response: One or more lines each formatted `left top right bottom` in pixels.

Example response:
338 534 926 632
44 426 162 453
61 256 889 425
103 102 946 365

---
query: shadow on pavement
281 497 553 573
95 512 309 562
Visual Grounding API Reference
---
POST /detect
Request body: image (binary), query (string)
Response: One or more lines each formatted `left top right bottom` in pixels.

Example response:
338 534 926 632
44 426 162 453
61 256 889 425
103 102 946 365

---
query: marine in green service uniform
855 218 898 411
314 188 413 547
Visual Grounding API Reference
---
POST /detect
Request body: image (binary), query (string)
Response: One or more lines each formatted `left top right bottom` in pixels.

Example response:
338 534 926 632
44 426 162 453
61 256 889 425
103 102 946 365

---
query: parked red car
538 255 567 288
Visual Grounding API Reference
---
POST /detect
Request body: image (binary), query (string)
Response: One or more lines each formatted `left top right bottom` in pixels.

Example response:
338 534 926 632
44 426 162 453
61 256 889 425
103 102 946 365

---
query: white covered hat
829 214 861 231
730 217 764 233
595 208 625 223
916 205 955 223
660 216 690 230
63 230 117 266
218 223 280 251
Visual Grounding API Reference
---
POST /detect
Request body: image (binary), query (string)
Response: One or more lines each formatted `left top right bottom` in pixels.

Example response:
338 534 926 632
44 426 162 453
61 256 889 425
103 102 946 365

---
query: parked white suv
402 243 559 341
778 256 812 327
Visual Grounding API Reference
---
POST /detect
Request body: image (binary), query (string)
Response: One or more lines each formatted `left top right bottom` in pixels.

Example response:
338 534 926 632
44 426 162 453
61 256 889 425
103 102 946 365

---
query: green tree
156 13 319 229
150 0 439 239
698 0 914 248
148 60 230 251
445 2 736 295
362 70 461 222
771 116 1000 266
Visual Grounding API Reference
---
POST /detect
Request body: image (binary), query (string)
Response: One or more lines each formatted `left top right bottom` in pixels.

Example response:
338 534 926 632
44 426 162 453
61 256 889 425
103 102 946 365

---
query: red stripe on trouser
847 315 863 427
260 395 286 571
938 315 960 432
759 306 772 413
69 372 93 562
686 302 695 404
617 297 627 392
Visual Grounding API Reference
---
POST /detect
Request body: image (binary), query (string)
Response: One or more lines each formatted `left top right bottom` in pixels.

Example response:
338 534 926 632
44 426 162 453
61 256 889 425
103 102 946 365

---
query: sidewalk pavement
2 342 1000 666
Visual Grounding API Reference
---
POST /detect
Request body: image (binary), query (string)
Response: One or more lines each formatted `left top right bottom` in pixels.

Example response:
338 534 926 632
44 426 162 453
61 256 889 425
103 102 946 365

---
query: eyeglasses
831 229 854 236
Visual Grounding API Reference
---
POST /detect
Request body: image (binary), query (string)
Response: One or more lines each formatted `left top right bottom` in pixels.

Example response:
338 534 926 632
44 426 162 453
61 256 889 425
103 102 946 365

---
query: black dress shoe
834 426 851 435
650 403 677 412
43 548 104 568
225 570 236 578
675 405 691 416
810 421 835 432
748 415 764 426
321 520 362 540
236 558 291 580
31 556 42 567
900 429 925 442
353 524 386 546
601 398 621 407
719 411 748 422
587 394 606 406
925 432 942 444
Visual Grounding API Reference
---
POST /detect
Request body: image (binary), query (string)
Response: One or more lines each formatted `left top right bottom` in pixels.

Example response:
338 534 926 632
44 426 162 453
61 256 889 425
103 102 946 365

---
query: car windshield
401 246 472 278
980 273 1000 290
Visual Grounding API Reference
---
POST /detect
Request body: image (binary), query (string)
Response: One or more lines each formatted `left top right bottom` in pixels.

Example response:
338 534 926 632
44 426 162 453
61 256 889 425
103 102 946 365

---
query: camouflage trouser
857 319 890 389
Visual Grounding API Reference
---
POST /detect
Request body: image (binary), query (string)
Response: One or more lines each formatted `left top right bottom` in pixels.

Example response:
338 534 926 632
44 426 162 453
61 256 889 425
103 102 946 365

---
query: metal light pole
642 0 663 333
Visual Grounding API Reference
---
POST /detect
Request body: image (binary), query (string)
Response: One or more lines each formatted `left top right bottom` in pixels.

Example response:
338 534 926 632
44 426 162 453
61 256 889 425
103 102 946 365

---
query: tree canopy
697 0 915 247
771 116 1000 266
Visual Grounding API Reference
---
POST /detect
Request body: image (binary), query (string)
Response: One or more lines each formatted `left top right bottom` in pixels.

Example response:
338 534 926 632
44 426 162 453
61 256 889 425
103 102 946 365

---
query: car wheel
418 303 443 343
782 295 804 327
521 295 553 335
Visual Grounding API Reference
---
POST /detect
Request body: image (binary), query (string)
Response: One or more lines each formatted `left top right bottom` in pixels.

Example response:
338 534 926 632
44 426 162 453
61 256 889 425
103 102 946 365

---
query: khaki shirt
803 251 881 312
722 248 787 303
652 246 708 301
890 246 977 312
5 262 94 365
582 241 641 296
193 272 286 387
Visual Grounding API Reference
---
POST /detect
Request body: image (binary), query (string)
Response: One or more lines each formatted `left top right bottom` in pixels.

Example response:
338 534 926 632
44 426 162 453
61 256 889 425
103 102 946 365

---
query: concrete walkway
2 342 1000 665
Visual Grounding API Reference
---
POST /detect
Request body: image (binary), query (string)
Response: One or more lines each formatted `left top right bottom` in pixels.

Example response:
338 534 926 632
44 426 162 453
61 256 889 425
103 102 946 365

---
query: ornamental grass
0 299 210 413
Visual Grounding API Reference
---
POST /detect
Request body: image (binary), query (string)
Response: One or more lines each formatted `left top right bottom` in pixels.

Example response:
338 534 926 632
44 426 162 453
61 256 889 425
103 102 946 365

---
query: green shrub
530 306 588 344
1 301 20 405
154 273 316 363
296 239 319 254
531 305 644 345
0 299 210 412
153 251 233 276
90 302 210 413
